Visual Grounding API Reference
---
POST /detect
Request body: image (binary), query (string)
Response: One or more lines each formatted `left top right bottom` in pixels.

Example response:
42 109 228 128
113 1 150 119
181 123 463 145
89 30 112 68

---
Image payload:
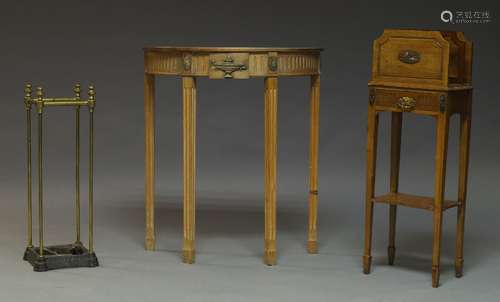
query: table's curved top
144 46 323 53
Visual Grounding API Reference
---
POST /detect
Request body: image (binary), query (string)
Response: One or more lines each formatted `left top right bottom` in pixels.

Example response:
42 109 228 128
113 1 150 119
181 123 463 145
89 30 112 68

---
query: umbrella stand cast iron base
23 242 99 272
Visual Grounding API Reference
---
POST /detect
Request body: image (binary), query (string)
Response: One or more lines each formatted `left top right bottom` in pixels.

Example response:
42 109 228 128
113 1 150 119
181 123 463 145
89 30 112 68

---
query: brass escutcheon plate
397 96 416 111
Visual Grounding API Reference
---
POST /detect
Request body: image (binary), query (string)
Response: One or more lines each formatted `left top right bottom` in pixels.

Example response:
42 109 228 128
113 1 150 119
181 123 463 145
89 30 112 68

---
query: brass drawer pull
398 49 420 64
397 96 416 111
210 55 247 78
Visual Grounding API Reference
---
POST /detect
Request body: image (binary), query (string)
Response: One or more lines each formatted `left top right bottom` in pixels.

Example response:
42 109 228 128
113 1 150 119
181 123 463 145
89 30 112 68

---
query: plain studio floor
1 189 500 302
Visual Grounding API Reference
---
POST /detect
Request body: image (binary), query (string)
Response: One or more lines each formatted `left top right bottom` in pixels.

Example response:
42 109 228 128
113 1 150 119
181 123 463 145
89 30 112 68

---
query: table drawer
371 88 444 114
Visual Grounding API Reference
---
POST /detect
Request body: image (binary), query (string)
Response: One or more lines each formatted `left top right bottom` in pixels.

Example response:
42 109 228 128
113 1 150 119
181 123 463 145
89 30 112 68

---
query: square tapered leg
432 112 450 288
388 112 402 265
455 98 472 278
363 100 379 274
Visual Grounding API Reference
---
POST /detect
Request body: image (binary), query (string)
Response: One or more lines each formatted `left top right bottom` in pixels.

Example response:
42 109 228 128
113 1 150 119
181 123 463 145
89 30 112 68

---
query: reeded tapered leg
432 112 450 288
363 100 379 274
307 75 320 254
455 106 471 278
144 73 156 251
388 112 402 265
264 77 278 265
182 77 197 264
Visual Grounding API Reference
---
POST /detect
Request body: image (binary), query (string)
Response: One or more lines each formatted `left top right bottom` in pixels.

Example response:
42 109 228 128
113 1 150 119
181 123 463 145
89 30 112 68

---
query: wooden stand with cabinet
362 29 473 288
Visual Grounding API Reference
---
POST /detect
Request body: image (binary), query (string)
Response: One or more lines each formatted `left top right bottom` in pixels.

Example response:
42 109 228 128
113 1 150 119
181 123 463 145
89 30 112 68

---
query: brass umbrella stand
23 84 99 272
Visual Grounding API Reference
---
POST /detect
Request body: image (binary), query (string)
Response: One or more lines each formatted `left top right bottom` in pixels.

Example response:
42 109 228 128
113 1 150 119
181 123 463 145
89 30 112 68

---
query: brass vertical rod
37 110 44 256
75 106 81 243
88 109 94 253
26 105 33 247
88 85 95 254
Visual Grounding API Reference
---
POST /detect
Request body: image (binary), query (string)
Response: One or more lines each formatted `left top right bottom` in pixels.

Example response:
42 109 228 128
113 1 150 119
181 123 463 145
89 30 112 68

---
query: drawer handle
398 50 420 64
210 55 247 78
397 96 416 111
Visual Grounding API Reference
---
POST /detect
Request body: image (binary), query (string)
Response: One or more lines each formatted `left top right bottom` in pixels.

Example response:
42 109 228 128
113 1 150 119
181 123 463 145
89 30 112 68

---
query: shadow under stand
23 84 98 271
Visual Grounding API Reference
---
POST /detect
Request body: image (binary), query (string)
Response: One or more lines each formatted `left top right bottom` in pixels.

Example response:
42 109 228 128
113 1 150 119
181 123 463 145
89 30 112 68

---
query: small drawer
376 37 445 81
208 53 249 79
371 88 444 114
370 29 461 89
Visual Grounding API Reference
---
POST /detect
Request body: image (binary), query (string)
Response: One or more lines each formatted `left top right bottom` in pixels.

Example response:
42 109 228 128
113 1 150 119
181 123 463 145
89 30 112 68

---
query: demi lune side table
143 47 323 265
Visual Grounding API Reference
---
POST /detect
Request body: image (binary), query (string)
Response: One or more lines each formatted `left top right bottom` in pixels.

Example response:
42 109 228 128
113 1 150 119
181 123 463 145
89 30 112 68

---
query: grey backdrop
1 0 499 301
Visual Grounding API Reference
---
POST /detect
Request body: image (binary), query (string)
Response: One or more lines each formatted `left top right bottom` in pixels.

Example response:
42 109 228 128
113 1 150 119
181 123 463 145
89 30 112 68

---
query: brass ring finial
24 84 32 96
35 87 44 113
36 86 43 98
74 84 81 99
24 84 32 108
88 85 95 111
